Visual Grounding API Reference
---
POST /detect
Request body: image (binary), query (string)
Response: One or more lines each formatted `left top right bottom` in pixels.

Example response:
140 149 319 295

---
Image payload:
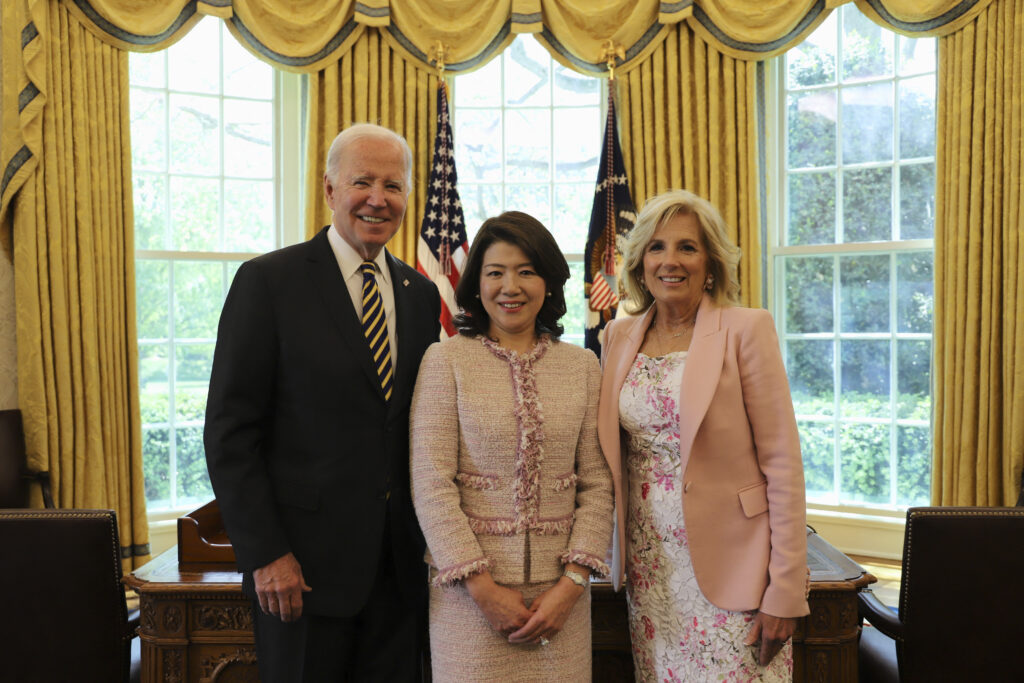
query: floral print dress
618 352 792 683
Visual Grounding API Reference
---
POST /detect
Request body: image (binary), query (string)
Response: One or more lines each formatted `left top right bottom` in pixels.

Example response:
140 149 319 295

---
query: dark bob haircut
453 211 570 340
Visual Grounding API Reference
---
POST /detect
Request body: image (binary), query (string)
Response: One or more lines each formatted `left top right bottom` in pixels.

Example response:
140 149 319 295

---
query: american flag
417 82 468 338
584 89 636 355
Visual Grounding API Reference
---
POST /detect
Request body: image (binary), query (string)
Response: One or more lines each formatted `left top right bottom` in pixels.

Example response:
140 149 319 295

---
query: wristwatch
563 569 588 587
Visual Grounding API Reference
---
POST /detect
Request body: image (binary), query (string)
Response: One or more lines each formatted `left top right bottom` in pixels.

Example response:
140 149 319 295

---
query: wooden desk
128 531 873 683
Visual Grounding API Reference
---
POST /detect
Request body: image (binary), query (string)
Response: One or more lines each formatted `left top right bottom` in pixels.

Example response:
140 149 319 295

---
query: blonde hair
620 189 741 313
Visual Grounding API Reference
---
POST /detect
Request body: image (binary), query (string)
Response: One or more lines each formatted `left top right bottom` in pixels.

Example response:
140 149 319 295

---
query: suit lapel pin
403 279 410 287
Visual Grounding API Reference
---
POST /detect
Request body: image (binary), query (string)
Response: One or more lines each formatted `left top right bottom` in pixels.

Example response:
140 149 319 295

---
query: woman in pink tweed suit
411 212 613 682
598 190 809 681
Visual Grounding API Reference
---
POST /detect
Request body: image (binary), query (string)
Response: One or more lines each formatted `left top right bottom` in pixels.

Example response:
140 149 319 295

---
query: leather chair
858 506 1024 682
0 408 54 508
0 509 141 682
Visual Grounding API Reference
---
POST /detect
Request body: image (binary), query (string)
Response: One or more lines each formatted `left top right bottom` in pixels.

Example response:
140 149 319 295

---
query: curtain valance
58 0 996 75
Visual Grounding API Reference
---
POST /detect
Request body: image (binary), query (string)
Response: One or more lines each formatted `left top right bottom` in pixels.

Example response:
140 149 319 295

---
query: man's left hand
743 611 797 666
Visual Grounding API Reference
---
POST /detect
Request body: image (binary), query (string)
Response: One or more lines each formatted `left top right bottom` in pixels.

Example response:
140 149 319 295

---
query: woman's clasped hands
465 569 586 646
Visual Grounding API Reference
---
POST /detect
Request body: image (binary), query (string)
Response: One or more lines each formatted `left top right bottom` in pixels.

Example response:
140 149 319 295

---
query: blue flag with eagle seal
584 90 636 356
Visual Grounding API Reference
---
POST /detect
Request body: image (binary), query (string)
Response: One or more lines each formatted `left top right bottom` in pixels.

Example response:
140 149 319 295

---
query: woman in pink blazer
598 190 809 681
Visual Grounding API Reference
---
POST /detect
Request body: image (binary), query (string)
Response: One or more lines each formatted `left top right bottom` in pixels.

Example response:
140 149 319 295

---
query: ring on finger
539 637 550 646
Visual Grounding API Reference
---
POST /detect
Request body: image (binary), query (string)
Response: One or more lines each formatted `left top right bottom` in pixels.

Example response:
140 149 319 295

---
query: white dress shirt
327 226 399 368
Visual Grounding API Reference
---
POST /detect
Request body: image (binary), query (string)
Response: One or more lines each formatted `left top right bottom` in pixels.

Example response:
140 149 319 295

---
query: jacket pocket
275 478 321 511
737 480 768 518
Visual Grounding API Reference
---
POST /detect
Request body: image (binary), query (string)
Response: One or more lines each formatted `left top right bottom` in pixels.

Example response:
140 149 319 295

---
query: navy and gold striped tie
360 261 393 401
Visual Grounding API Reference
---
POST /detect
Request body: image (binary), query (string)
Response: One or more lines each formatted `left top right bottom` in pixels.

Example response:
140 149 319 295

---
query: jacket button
684 481 692 493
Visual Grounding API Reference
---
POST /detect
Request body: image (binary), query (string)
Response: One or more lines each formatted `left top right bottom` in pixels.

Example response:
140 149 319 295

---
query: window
771 7 936 510
130 19 303 510
453 35 604 346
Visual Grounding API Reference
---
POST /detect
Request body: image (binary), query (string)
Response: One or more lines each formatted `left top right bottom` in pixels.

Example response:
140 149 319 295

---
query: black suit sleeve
204 259 290 573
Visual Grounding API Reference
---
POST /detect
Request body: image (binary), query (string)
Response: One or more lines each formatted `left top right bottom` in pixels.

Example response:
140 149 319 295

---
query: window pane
459 184 501 241
787 171 836 245
139 343 169 388
224 99 273 178
136 260 169 339
142 426 170 506
170 176 221 251
839 422 890 504
168 19 220 94
840 340 890 417
133 174 167 250
130 50 165 88
553 108 599 181
899 75 935 159
505 184 550 226
505 38 550 107
553 65 600 106
800 421 835 500
563 260 586 345
897 339 930 420
175 343 215 389
453 59 501 107
899 163 935 239
223 36 273 99
505 110 551 182
175 425 213 503
130 90 166 171
841 5 894 80
786 14 837 88
787 92 836 168
841 83 893 164
785 256 833 333
787 340 834 417
840 254 889 332
896 252 933 333
169 94 221 175
897 426 930 505
899 35 936 75
455 109 501 182
173 261 225 339
842 167 892 242
553 182 593 252
224 179 275 252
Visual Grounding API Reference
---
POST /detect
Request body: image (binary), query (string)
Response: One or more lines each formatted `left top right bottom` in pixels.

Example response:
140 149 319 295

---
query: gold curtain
304 29 439 264
933 0 1023 505
10 2 148 569
617 25 763 307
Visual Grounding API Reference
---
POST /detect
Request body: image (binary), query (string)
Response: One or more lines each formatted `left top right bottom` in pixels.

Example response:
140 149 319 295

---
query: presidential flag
584 90 636 355
417 82 469 338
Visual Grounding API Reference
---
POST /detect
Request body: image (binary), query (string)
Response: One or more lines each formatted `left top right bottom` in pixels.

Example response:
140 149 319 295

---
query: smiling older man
205 123 441 681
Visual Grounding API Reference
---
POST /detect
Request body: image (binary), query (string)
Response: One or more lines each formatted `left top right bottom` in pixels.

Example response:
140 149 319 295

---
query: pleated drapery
7 2 149 569
304 30 438 263
932 0 1023 506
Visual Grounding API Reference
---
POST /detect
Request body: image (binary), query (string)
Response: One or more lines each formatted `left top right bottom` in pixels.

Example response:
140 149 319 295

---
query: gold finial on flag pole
600 40 625 81
430 41 449 79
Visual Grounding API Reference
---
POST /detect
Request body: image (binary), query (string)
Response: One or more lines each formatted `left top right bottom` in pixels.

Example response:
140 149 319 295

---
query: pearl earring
704 274 714 291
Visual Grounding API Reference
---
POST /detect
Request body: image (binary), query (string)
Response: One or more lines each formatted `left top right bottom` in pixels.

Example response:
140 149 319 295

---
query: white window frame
763 28 936 558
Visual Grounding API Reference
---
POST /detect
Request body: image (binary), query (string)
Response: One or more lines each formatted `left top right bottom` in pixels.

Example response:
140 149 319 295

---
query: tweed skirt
428 579 593 683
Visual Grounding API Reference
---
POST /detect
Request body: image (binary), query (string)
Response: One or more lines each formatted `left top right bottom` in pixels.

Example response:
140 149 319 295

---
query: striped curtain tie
360 261 393 401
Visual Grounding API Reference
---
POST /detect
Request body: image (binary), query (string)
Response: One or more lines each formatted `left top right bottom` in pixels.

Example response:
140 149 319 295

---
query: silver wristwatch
563 569 588 587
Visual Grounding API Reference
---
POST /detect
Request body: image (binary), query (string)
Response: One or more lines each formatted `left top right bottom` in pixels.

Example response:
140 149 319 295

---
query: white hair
324 123 413 191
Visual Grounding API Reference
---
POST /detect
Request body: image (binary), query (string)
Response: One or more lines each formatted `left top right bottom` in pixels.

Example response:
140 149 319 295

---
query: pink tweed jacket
411 334 614 586
598 296 810 618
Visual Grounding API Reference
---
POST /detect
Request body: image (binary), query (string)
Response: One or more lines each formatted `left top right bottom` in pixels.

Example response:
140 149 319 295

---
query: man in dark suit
204 123 441 681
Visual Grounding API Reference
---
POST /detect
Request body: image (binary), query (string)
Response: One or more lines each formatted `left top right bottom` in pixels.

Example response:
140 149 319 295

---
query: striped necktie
360 261 393 401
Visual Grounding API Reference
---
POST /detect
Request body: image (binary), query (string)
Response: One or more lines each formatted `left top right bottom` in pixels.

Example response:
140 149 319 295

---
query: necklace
652 314 695 355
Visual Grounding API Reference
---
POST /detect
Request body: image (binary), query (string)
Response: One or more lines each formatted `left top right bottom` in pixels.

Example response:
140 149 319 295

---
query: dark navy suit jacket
204 226 441 616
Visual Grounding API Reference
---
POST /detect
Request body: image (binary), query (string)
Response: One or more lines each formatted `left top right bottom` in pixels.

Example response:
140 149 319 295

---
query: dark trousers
252 540 424 682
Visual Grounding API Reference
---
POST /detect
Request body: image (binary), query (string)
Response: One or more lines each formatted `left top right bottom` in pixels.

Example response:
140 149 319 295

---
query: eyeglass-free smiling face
642 212 709 311
479 241 547 346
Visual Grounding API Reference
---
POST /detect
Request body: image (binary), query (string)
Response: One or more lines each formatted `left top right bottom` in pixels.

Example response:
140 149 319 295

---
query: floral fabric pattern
619 352 792 682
